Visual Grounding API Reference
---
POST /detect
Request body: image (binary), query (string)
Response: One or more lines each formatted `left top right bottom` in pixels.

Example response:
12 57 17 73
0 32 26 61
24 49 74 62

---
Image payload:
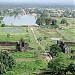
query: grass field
0 27 30 42
12 50 38 58
59 28 75 41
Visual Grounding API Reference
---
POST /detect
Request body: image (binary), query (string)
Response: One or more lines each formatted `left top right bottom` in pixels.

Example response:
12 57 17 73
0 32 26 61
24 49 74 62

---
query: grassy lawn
12 50 38 58
59 28 75 41
33 27 63 50
0 27 30 42
52 17 75 27
69 46 75 50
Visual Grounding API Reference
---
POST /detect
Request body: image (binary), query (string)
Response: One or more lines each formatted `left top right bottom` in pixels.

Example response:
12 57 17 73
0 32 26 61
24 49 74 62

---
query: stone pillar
19 38 25 52
16 42 20 52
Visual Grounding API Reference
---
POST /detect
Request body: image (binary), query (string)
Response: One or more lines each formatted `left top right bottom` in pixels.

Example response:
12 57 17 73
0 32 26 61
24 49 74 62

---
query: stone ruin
57 41 70 54
16 38 29 52
0 38 29 52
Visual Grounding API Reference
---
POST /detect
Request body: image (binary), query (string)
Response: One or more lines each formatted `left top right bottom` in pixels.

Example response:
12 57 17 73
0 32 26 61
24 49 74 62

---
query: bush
0 63 6 75
50 44 62 57
37 37 42 42
1 24 5 27
61 19 67 24
43 36 48 40
0 51 15 74
7 34 10 38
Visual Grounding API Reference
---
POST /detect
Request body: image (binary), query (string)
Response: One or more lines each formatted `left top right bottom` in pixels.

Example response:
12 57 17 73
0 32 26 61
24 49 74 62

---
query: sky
0 0 74 4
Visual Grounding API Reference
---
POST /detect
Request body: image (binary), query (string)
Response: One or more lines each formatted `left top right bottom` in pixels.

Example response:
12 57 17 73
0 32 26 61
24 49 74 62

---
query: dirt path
31 28 39 44
30 27 45 50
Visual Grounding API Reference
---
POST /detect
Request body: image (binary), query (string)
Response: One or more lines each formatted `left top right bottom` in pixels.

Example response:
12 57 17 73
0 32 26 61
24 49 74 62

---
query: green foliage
68 63 75 75
37 37 42 42
48 57 69 75
7 34 10 38
51 19 57 25
1 24 5 27
36 17 59 28
38 46 42 50
0 51 15 74
51 19 58 28
45 18 52 25
48 52 75 75
36 17 45 26
0 27 30 43
0 17 4 20
45 44 50 51
50 44 62 57
0 63 6 75
10 59 46 75
12 51 38 58
43 36 48 40
6 71 15 75
61 19 67 24
72 11 75 18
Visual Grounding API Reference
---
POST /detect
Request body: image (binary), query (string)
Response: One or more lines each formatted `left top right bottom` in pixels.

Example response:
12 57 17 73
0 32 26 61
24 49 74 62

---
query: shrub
1 24 5 27
0 51 15 74
0 63 6 75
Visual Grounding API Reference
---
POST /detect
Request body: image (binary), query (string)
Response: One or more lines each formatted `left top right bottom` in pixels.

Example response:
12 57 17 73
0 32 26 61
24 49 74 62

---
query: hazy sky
0 0 74 4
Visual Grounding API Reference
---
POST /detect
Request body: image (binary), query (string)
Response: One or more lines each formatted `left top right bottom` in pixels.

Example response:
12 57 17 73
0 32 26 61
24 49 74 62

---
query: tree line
36 16 68 28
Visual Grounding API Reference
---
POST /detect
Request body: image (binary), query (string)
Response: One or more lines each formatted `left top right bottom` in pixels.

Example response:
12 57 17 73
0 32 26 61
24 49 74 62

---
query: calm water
3 15 37 26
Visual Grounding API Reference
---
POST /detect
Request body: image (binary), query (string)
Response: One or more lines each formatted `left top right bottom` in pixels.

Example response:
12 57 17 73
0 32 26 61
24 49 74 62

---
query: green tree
51 19 58 28
61 19 67 24
0 17 4 20
50 44 62 57
36 17 46 26
45 18 52 25
48 53 70 75
0 51 15 70
37 37 42 42
0 63 6 75
68 63 75 75
41 10 49 18
51 19 57 25
72 11 75 18
1 24 5 27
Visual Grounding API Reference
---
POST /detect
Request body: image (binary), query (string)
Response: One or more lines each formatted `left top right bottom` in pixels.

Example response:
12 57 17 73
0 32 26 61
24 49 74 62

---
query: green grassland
12 50 38 58
0 27 30 42
59 28 75 41
69 46 75 50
